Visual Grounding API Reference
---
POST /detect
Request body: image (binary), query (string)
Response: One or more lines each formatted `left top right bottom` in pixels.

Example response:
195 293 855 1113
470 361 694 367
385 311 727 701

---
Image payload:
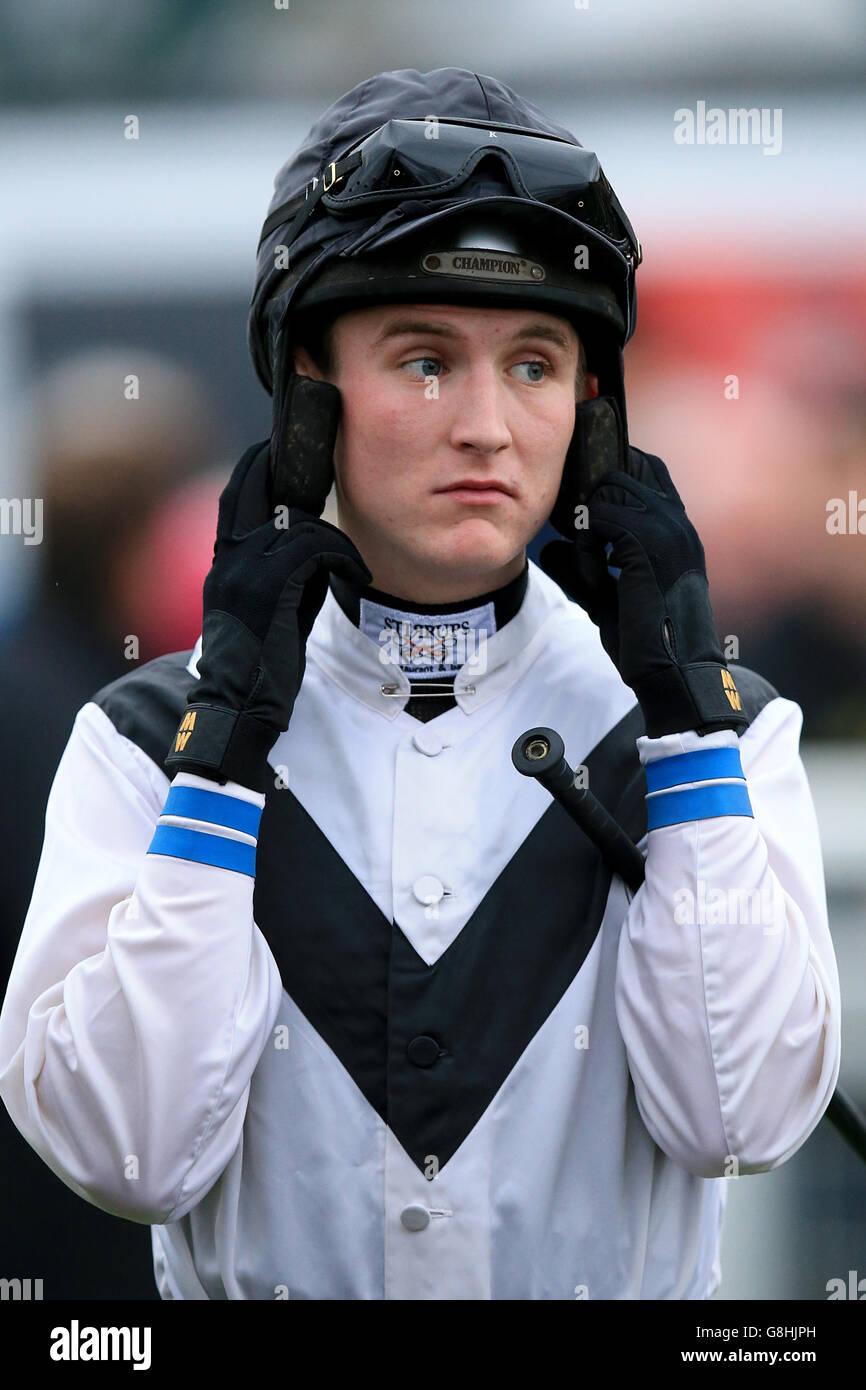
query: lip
437 480 515 500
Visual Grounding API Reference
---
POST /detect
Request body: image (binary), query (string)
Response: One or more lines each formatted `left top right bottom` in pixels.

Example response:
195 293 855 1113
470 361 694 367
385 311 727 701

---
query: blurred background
0 0 863 1300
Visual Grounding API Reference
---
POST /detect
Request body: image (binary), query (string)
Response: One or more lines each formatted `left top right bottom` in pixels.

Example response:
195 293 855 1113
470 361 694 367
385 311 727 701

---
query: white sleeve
0 700 284 1224
614 695 841 1177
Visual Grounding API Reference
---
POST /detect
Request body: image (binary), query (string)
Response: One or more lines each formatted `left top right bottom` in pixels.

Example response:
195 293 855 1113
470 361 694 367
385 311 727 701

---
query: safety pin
380 683 475 697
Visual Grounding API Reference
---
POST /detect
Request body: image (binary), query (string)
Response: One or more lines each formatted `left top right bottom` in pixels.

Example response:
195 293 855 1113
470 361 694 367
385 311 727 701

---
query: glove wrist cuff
633 663 751 739
165 704 279 794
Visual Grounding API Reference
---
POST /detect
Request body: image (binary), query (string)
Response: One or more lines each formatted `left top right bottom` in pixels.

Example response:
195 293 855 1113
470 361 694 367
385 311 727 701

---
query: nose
447 362 512 455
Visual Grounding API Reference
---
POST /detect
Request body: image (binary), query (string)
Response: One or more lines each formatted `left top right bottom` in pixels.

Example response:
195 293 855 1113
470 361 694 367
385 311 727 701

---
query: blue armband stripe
644 747 745 793
162 785 262 838
646 782 753 830
147 825 257 877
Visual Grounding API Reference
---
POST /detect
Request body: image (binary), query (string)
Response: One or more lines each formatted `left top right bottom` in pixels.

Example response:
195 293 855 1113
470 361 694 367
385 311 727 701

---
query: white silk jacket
0 559 841 1299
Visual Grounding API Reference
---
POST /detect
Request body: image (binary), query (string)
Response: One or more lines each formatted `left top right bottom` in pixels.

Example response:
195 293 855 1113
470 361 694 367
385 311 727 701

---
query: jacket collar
186 559 578 718
305 557 576 719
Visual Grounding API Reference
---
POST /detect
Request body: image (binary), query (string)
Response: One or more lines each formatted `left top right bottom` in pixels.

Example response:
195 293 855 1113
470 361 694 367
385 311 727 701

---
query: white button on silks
413 875 444 906
412 729 445 757
400 1205 430 1232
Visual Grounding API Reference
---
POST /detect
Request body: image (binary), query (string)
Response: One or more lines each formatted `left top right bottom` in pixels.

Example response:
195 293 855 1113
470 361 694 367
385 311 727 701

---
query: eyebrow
371 317 575 355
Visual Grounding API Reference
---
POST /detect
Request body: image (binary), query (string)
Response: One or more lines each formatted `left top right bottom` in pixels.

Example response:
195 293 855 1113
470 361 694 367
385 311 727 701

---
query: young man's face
293 301 598 601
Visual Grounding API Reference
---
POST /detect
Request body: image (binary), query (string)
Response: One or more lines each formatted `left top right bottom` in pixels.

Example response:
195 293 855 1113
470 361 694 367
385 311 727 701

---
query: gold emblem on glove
174 710 196 751
722 669 742 711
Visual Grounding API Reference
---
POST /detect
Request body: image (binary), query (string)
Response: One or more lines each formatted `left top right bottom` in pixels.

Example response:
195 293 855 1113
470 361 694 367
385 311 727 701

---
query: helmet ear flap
549 396 626 537
269 325 339 517
549 319 629 537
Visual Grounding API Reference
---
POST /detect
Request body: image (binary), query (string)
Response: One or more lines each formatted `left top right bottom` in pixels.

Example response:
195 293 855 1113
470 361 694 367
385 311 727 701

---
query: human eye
512 359 551 384
400 355 443 379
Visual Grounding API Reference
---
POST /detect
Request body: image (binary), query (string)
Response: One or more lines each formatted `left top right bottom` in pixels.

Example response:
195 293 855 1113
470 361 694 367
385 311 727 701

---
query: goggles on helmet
258 117 642 273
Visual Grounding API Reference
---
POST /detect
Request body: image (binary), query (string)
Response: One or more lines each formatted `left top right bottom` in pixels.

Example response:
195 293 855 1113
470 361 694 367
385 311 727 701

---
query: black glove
540 397 749 739
165 376 372 792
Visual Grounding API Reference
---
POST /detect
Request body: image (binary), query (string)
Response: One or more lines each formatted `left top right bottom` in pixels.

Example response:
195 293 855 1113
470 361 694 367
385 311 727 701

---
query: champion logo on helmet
421 250 545 284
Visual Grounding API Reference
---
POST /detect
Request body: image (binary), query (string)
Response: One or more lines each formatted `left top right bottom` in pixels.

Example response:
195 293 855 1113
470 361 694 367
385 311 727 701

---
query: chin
435 524 516 570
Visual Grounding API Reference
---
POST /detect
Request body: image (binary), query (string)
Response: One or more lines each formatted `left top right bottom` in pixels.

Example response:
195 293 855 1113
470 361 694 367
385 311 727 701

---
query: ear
292 344 323 381
584 372 599 401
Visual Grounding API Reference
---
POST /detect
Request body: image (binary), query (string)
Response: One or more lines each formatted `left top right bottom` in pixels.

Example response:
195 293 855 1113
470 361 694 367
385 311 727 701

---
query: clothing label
359 598 495 679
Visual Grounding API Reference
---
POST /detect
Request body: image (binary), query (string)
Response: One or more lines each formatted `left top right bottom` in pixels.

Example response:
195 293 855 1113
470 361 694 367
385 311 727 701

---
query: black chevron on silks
91 653 780 1174
253 707 644 1173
